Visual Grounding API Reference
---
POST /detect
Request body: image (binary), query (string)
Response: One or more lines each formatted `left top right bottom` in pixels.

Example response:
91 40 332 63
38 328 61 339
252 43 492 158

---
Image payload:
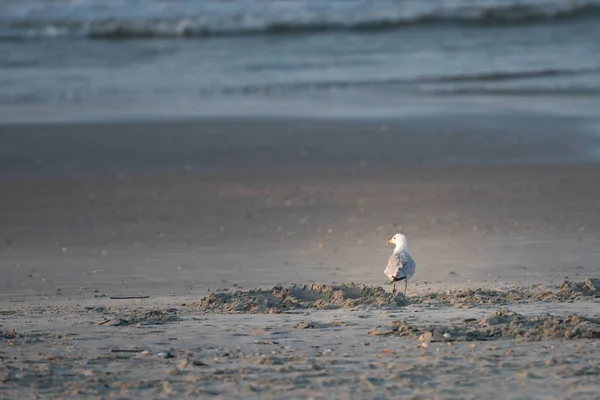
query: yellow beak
386 239 393 244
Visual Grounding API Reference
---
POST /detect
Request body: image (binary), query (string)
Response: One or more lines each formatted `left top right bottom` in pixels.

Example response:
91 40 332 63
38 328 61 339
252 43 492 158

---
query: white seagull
384 233 416 296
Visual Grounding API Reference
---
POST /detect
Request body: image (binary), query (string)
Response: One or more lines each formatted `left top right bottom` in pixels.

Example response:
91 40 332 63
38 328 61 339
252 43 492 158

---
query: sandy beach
1 116 600 398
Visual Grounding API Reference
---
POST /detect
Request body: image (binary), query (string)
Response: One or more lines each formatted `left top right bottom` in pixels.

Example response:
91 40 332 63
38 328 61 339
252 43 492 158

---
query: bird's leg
392 281 396 293
404 280 408 297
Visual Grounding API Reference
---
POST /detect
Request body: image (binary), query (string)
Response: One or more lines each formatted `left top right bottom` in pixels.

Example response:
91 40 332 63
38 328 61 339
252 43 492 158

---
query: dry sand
1 281 599 399
1 116 600 398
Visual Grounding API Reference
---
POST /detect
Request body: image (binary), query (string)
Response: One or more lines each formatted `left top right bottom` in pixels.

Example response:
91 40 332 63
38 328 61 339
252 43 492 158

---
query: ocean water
1 0 600 122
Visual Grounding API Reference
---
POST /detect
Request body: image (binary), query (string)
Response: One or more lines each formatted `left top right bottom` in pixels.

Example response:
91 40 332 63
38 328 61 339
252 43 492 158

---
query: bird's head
387 233 408 249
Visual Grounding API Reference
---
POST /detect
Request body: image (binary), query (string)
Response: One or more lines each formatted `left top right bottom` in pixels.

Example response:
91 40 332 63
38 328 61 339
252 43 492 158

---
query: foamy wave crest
1 0 600 40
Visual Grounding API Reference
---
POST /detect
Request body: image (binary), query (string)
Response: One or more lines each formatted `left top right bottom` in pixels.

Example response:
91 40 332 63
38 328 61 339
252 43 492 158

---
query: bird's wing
385 251 415 281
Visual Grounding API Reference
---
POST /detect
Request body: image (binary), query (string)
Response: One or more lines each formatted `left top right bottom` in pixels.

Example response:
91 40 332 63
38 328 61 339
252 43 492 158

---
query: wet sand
1 116 600 398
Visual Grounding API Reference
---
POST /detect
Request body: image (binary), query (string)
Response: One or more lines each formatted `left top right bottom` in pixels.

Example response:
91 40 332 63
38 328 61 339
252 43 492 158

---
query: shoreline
1 114 600 178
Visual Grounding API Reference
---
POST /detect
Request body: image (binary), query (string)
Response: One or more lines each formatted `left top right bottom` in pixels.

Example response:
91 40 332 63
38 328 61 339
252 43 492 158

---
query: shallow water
1 0 600 122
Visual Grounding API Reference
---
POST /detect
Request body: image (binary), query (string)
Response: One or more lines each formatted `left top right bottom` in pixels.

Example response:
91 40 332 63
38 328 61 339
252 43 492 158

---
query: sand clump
368 307 600 342
560 278 600 297
192 283 406 313
1 328 67 346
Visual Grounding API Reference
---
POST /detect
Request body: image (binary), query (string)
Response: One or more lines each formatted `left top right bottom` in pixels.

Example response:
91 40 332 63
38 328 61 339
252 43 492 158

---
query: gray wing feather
385 251 416 282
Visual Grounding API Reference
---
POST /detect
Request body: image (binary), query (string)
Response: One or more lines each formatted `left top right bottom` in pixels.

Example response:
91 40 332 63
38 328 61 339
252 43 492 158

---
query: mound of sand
413 287 554 307
192 279 600 313
414 278 600 308
368 307 600 341
192 283 406 313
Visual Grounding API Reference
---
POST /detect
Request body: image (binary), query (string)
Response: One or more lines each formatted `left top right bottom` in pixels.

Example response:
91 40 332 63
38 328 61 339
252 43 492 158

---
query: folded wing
385 251 416 282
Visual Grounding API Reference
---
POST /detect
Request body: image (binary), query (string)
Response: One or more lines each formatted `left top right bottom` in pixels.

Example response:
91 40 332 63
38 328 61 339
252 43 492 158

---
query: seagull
384 233 416 296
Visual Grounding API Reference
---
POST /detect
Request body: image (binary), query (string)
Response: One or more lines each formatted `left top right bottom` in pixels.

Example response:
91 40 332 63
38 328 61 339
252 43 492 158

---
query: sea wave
190 67 600 94
420 67 600 83
1 66 597 106
419 85 600 96
1 1 600 40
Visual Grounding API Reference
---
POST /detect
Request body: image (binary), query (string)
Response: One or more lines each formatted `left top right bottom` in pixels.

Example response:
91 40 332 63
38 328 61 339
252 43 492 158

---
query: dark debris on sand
368 307 600 342
293 320 350 329
98 308 182 326
192 283 406 313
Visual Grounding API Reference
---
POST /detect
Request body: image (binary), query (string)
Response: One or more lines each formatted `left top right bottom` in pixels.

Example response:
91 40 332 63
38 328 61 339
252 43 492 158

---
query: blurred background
2 0 600 122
